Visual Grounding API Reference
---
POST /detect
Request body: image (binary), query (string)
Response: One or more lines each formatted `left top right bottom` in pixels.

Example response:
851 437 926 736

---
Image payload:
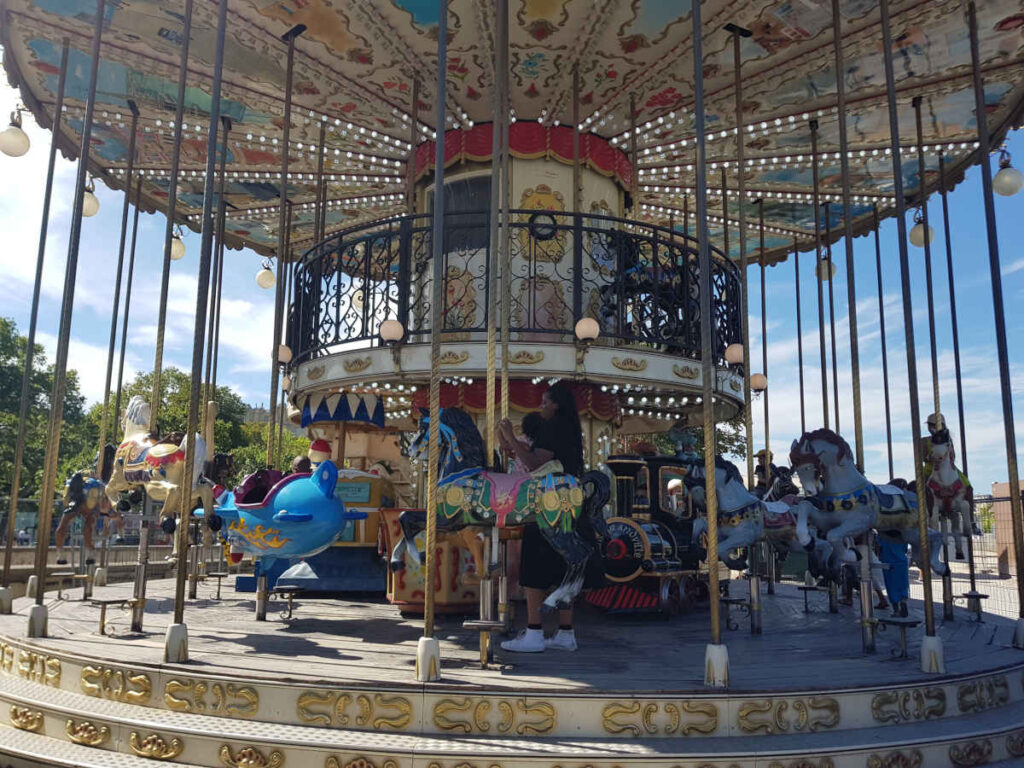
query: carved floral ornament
9 704 43 732
866 751 923 768
509 349 544 365
439 350 470 366
342 356 373 374
220 744 285 768
65 719 111 747
325 759 400 768
129 731 184 760
611 356 647 372
80 664 152 704
948 739 993 767
1007 729 1024 757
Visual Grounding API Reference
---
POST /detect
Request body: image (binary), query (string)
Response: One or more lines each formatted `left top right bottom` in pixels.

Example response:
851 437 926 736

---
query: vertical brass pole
824 206 839 432
150 0 194 433
879 0 939 662
3 39 69 594
115 177 143 437
171 0 228 634
831 0 864 469
314 119 327 243
758 201 769 462
872 206 895 480
967 1 1023 645
98 102 140 464
30 4 105 621
721 168 729 259
407 79 420 213
693 0 727 686
498 3 511 421
211 117 231 397
809 120 829 429
727 24 753 488
794 238 806 435
267 26 303 467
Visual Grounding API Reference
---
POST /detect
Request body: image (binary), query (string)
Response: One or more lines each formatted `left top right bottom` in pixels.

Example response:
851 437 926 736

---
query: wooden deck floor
3 576 1020 694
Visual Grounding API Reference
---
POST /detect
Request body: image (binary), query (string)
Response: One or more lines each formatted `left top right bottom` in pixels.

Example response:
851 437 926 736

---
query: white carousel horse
105 396 215 559
790 429 947 577
924 429 974 560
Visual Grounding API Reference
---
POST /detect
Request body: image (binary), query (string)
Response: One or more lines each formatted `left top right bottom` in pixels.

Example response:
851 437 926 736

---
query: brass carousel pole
809 120 829 429
166 0 228 662
267 26 303 469
831 0 864 469
115 177 144 437
938 155 982 611
1 39 69 611
758 200 774 595
879 0 941 672
693 0 728 687
967 1 1024 648
150 0 194 433
872 205 895 480
27 5 105 638
204 117 232 406
824 207 839 433
794 238 806 435
97 101 140 475
416 0 448 682
912 96 954 623
211 119 230 397
499 5 511 422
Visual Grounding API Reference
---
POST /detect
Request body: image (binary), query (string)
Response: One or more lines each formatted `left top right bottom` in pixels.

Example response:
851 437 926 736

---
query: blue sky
1 84 1021 493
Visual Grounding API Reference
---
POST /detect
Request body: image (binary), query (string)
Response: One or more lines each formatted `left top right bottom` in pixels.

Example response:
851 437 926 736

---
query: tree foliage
648 413 749 461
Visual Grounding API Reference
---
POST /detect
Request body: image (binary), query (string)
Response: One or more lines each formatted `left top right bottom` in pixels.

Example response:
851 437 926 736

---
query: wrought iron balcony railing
288 210 742 369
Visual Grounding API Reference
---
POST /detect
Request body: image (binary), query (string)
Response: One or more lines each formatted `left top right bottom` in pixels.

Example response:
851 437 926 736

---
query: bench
877 615 921 659
50 571 75 600
270 586 305 620
89 597 139 635
797 583 839 613
207 571 229 600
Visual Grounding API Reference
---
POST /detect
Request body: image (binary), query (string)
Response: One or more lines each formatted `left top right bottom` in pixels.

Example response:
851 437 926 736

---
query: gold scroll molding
343 357 373 374
611 356 647 372
766 760 834 768
220 744 285 768
957 675 1009 713
729 380 742 392
81 664 152 704
439 350 470 366
432 697 556 735
602 700 718 736
871 687 945 723
297 691 412 730
673 363 699 379
0 642 62 688
129 732 184 761
165 678 259 718
326 759 400 768
307 364 326 381
948 739 993 767
9 704 43 732
66 719 111 747
737 697 839 734
867 750 924 768
509 349 544 365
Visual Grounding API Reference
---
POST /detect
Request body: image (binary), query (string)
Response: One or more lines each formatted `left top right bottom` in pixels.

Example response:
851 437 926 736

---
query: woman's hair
546 381 584 467
521 411 544 441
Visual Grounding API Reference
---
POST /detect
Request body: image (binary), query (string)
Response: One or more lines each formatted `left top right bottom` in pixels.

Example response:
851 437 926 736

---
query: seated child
508 412 544 474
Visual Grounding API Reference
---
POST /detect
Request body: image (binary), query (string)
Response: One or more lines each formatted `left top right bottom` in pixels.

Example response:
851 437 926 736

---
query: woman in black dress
496 381 585 653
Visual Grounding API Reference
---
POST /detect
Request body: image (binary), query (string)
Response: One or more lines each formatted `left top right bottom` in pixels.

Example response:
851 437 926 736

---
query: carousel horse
389 408 611 612
105 396 217 557
54 445 116 565
790 429 948 577
924 428 974 560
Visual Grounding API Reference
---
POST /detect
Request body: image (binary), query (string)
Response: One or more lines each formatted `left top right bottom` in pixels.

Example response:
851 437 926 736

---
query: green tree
649 413 749 461
231 421 310 478
975 502 994 534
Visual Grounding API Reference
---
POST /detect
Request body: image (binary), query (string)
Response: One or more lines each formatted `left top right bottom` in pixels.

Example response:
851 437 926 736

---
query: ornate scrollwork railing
288 210 742 368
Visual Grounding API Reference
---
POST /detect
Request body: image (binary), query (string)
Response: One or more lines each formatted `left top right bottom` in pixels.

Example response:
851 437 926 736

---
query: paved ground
2 573 1020 694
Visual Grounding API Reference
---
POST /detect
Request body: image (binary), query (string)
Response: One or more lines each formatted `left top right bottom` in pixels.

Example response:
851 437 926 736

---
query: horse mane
98 444 116 483
123 396 150 433
439 407 486 469
677 454 744 486
795 428 853 463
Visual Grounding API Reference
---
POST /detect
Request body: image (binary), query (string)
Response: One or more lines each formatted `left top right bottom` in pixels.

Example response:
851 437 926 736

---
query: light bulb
256 266 276 289
816 259 836 281
0 116 30 157
170 235 186 260
81 189 100 217
909 221 934 248
724 343 744 365
750 373 768 392
379 318 405 343
993 160 1023 197
574 317 599 342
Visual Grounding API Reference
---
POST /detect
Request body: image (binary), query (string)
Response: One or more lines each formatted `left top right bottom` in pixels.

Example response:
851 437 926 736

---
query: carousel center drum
602 517 681 582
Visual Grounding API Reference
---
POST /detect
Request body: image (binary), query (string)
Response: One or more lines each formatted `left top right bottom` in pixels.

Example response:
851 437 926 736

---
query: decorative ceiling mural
1 0 1022 261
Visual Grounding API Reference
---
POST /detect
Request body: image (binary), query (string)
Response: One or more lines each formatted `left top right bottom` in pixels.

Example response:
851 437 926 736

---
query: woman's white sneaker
543 629 578 651
500 628 545 653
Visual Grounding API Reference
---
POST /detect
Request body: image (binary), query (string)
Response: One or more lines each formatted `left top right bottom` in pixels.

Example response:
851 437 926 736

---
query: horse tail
64 472 86 506
579 470 611 540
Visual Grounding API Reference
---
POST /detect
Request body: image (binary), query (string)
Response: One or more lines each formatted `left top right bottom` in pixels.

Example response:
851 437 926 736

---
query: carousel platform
0 577 1022 768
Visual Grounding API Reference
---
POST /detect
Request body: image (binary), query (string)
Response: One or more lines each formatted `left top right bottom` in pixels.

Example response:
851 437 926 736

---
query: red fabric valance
411 380 620 423
413 123 631 189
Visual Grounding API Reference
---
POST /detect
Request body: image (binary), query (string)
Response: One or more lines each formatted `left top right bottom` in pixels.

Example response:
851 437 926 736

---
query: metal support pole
416 0 448 683
314 118 327 243
794 239 806 435
758 201 769 465
629 96 637 214
824 208 840 433
572 66 581 213
267 25 303 468
130 521 149 633
115 177 143 436
168 0 228 658
407 79 419 213
831 0 864 469
98 102 140 465
873 206 895 480
967 1 1023 647
499 7 511 420
29 5 105 635
809 121 829 429
205 117 231 404
3 39 69 596
879 0 941 670
150 0 194 433
693 0 728 688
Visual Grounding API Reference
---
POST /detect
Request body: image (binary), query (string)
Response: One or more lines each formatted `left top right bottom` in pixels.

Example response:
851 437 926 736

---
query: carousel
1 0 1023 766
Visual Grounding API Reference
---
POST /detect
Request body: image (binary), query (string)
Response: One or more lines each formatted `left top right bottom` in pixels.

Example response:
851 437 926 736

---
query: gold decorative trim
438 350 470 366
729 379 742 392
867 750 924 768
297 691 412 730
10 704 43 732
600 700 718 736
611 356 647 372
871 687 945 723
66 719 111 747
129 732 184 761
1007 729 1024 757
81 664 152 704
509 349 544 365
737 697 838 734
948 739 992 767
165 678 259 717
220 744 285 768
766 760 834 768
432 697 555 735
343 357 372 374
307 364 326 381
957 675 1009 713
1 643 62 687
325 759 400 768
673 363 699 379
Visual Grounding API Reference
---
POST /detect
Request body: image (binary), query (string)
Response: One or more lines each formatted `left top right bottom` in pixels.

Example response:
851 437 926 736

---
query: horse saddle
763 500 795 529
875 484 917 511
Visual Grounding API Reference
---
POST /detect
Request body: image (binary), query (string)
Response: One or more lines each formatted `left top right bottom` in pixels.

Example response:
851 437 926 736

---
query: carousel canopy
2 0 1022 262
